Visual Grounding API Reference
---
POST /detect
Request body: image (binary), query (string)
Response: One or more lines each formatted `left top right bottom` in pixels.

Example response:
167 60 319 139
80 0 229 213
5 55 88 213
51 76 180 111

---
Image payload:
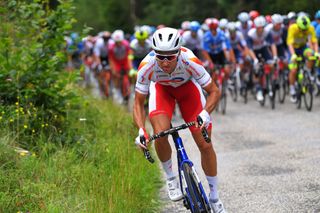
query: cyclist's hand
129 68 137 78
273 56 279 64
134 128 149 150
253 58 259 71
315 52 320 59
196 110 211 129
290 54 297 62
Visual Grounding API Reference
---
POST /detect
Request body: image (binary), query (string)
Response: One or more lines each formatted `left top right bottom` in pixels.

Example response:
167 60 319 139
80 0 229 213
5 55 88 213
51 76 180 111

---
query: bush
0 0 80 146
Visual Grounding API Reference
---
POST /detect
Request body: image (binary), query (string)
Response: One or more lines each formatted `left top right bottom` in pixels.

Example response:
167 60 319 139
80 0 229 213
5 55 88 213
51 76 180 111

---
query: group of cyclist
66 10 320 107
64 10 320 213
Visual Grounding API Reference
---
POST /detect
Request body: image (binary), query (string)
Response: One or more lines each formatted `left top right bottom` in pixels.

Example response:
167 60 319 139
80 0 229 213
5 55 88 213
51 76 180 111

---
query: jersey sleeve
184 50 212 88
135 54 154 95
286 25 295 46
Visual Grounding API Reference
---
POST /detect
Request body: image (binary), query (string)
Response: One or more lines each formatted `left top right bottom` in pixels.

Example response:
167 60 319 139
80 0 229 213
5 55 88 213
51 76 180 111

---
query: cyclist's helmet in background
152 27 181 52
249 10 260 21
287 11 297 20
135 29 149 40
207 18 219 30
227 22 237 32
315 10 320 19
238 12 250 23
181 21 190 31
271 14 283 24
219 18 229 29
190 21 201 32
296 16 310 30
112 30 124 42
254 16 267 28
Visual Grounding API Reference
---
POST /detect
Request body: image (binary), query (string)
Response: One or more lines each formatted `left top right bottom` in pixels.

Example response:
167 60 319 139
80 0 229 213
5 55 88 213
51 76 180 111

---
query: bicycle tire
278 71 286 103
182 163 210 213
303 72 313 111
221 81 227 115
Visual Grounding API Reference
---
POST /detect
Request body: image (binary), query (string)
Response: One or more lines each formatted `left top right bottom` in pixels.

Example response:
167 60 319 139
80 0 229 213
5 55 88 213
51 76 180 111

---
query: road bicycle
140 117 212 213
295 57 314 111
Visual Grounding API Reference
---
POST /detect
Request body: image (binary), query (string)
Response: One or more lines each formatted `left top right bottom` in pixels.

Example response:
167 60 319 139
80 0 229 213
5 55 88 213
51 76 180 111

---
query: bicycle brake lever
196 116 211 143
140 136 155 163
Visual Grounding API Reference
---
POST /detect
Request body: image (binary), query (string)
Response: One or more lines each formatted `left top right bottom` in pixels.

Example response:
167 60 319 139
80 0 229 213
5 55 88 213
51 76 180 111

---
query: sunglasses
155 52 179 61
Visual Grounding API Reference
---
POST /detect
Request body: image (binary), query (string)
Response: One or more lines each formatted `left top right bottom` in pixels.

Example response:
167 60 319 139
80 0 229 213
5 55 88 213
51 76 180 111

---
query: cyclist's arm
133 91 147 129
202 80 221 113
271 44 277 58
201 50 213 64
287 44 295 55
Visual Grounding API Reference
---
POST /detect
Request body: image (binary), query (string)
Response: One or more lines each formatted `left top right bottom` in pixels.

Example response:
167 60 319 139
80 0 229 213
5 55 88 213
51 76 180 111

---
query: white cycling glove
135 128 149 149
198 110 211 129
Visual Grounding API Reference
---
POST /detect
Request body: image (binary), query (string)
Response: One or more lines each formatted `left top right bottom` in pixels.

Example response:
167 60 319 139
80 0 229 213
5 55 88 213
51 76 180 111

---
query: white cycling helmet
181 21 190 31
238 12 250 23
227 22 237 32
219 18 229 29
287 11 296 20
254 16 266 27
152 27 181 52
112 29 124 42
271 14 283 24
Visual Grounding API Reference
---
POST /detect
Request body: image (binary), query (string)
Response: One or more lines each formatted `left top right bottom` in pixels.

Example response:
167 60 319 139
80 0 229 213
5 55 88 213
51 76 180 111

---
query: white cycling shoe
210 198 227 213
166 177 183 201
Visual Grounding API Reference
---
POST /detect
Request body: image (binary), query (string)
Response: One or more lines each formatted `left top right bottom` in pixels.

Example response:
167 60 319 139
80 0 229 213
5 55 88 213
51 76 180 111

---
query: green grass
0 95 162 213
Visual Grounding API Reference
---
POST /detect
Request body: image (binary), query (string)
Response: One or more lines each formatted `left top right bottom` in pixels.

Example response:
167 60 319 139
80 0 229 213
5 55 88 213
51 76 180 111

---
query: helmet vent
168 33 173 41
158 33 163 41
302 17 307 26
153 38 156 47
174 38 179 47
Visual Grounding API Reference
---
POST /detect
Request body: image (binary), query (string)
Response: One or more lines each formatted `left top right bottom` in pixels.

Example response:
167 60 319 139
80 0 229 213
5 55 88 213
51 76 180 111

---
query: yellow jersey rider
287 15 319 102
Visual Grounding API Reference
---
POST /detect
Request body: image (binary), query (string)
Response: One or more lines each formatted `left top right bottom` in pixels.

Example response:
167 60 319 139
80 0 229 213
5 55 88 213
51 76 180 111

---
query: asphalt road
158 93 320 213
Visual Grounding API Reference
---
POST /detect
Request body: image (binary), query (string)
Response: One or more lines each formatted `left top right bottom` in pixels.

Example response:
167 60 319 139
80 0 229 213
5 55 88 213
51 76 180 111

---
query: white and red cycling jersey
135 47 212 132
136 47 211 94
108 39 131 72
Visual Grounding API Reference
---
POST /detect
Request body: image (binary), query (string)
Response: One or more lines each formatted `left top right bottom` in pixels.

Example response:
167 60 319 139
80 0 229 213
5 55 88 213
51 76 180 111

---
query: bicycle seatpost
196 116 211 143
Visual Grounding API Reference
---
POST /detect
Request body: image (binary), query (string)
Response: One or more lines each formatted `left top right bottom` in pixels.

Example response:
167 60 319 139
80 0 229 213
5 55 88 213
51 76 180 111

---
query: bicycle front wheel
182 163 211 213
303 71 313 111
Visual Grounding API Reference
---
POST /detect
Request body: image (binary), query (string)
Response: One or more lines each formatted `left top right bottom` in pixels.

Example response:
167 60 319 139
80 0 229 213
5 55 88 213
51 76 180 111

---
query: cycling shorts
148 79 212 133
113 61 130 73
209 51 227 65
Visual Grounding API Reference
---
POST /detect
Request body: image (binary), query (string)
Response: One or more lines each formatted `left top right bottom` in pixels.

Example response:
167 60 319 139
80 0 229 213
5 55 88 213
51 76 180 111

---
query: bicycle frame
141 119 211 212
171 130 211 212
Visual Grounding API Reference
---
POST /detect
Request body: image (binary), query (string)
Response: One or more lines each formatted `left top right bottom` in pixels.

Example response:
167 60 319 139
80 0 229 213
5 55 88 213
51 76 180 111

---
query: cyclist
226 22 250 75
181 20 203 58
65 32 84 71
133 27 226 213
93 31 112 97
247 16 278 102
265 14 288 64
287 15 319 102
109 29 132 103
130 29 152 82
237 12 253 43
202 18 232 80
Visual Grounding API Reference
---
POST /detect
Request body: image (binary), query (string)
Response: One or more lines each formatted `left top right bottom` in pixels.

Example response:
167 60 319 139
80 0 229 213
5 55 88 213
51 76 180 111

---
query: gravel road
158 94 320 213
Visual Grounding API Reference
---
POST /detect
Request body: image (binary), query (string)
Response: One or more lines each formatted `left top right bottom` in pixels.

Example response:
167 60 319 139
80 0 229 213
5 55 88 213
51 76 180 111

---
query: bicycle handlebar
140 116 211 163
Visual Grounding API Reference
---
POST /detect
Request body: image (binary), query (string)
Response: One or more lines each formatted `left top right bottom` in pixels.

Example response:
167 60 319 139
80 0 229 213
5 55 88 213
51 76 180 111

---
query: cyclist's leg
149 82 175 163
304 47 314 70
149 82 183 201
174 80 217 176
175 79 220 202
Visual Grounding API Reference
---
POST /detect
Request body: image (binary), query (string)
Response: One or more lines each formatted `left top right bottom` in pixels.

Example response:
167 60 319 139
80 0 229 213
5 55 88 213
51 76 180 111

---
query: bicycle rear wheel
182 163 211 213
